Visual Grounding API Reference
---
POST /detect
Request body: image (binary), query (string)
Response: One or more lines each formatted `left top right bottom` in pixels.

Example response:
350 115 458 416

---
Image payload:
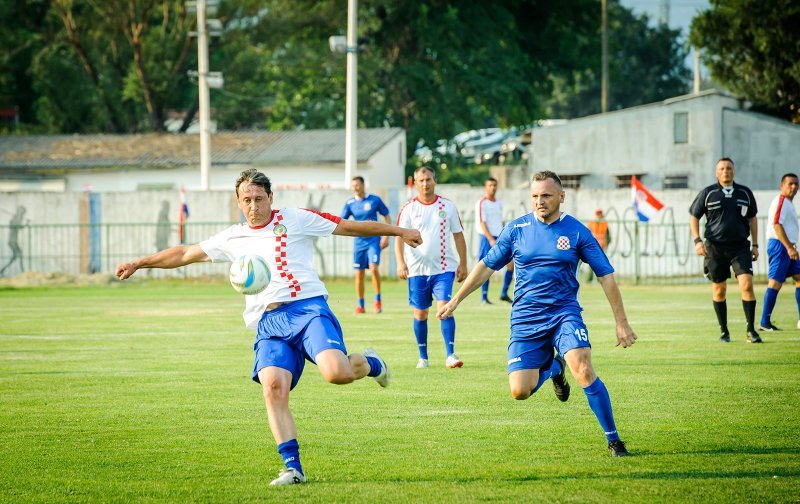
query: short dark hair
781 173 799 184
717 157 735 167
414 165 436 180
352 176 365 184
235 169 272 197
485 177 498 184
531 170 563 189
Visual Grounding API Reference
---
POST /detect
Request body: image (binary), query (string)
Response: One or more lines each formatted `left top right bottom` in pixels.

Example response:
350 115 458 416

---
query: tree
690 0 800 123
545 0 691 118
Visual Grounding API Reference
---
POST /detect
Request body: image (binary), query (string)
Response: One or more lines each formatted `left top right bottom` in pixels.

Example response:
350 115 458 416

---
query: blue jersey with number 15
483 212 614 340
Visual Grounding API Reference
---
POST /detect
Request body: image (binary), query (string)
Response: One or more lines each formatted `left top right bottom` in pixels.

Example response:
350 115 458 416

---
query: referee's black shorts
704 240 753 283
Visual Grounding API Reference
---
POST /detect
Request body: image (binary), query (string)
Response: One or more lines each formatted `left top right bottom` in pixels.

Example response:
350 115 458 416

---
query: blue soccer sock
277 439 303 475
441 316 456 356
481 279 489 301
413 319 429 359
357 298 365 309
365 356 382 377
761 287 779 326
531 357 562 394
583 377 620 442
795 287 800 318
375 293 381 302
501 270 513 297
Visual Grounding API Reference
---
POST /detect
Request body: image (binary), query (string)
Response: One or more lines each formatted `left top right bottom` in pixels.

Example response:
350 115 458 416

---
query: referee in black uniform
690 157 762 343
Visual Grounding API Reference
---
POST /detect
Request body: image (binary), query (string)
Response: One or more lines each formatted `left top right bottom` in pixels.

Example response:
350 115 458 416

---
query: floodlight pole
601 0 608 113
344 0 357 187
197 0 211 190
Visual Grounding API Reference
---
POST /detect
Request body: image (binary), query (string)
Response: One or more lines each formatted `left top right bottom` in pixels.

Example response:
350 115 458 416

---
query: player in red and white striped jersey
115 169 421 486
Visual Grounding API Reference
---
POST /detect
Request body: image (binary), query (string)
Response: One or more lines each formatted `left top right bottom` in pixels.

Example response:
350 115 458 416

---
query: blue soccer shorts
252 296 347 390
766 238 800 281
353 237 381 269
477 235 497 261
408 271 455 309
507 316 591 373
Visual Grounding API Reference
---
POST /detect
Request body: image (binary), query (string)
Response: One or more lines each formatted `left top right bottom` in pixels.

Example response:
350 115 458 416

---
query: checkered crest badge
556 236 570 250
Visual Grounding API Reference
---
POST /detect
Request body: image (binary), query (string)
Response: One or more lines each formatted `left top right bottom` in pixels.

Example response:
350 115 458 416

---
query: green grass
1 279 799 503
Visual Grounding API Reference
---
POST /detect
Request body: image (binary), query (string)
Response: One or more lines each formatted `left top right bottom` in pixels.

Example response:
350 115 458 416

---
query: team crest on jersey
556 236 570 250
273 224 287 235
364 202 372 211
438 210 447 218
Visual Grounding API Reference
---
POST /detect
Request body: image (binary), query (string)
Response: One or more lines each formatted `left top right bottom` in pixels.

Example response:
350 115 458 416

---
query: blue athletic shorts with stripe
353 237 381 269
477 235 497 261
408 271 455 309
767 238 800 281
507 315 591 373
252 296 347 390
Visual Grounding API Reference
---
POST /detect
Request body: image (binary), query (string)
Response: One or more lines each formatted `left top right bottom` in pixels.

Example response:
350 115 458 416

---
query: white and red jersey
396 195 463 277
475 196 504 236
767 194 799 243
200 207 341 329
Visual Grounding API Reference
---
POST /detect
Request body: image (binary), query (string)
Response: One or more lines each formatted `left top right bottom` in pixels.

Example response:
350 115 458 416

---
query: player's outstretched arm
115 244 210 280
597 273 637 348
437 260 494 319
334 219 421 247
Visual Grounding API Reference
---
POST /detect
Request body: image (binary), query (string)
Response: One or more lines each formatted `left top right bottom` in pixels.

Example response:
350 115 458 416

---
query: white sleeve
295 208 340 237
199 226 236 262
397 201 413 228
449 203 464 233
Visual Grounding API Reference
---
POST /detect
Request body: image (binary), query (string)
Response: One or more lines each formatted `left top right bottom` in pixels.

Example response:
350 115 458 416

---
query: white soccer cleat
416 358 429 369
363 347 390 387
269 467 306 486
445 354 463 368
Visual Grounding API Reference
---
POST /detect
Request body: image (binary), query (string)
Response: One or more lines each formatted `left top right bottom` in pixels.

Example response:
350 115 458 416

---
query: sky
619 0 711 71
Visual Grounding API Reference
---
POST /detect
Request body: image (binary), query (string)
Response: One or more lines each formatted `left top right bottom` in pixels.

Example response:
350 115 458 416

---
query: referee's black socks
713 300 728 334
742 299 757 332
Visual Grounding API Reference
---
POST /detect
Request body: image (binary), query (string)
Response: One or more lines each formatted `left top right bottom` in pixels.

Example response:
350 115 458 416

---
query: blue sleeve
483 224 513 270
376 197 390 217
579 229 614 277
341 202 352 219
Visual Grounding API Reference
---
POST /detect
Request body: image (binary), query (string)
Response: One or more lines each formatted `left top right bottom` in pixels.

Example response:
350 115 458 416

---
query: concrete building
532 90 800 190
0 128 406 192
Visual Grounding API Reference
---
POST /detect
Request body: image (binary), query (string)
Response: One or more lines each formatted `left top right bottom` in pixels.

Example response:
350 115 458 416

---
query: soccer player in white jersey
437 171 637 457
114 169 422 487
760 173 800 331
475 177 514 303
396 166 468 369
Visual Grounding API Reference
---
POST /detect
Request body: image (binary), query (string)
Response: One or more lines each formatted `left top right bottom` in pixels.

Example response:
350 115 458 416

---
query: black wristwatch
693 237 703 244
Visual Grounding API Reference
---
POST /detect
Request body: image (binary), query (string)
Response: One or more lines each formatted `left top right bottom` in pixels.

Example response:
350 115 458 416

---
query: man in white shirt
475 177 514 303
396 166 468 369
115 169 421 487
760 173 800 332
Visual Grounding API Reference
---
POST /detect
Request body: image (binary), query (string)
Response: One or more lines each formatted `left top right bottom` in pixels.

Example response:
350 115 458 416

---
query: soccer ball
229 255 270 295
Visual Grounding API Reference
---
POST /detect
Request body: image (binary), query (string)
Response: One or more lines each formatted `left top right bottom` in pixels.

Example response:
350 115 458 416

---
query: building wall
359 130 406 187
530 92 800 190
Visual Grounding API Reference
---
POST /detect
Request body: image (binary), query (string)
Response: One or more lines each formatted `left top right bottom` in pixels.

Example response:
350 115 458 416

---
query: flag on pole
631 176 664 222
178 186 189 244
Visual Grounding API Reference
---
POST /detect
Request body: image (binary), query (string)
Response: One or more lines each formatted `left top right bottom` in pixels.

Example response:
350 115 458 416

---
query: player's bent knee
322 367 355 384
510 387 532 400
262 376 290 404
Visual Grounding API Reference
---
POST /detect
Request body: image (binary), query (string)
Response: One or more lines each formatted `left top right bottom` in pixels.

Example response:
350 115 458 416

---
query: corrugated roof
0 128 403 170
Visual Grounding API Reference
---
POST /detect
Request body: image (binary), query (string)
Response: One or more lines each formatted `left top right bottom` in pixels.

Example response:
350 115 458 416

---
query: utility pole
693 48 702 94
601 0 608 113
196 0 211 190
659 0 670 26
344 0 358 187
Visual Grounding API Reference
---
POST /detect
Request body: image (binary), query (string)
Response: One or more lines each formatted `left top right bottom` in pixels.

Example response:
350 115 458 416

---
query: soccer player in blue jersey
342 176 392 314
438 170 637 457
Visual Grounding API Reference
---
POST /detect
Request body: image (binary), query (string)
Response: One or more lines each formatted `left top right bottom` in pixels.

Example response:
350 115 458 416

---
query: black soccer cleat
758 322 781 332
746 330 762 343
719 332 731 343
499 294 513 303
608 440 631 457
551 353 570 402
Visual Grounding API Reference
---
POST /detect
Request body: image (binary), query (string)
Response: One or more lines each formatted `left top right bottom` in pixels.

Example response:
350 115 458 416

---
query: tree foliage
690 0 800 123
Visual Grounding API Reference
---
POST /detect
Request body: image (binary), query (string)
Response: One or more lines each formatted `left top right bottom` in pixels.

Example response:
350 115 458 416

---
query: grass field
1 278 799 502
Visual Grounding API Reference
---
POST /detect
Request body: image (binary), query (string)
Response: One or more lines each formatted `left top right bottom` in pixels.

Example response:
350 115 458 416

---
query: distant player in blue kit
438 170 637 457
341 176 392 314
115 169 422 487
